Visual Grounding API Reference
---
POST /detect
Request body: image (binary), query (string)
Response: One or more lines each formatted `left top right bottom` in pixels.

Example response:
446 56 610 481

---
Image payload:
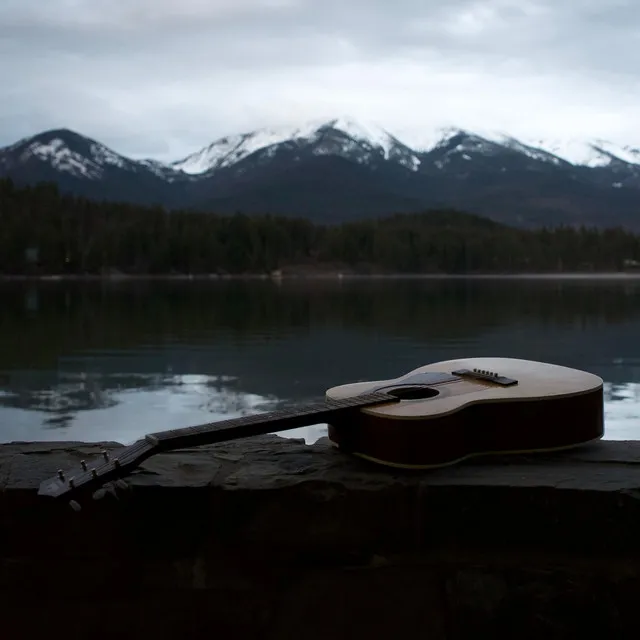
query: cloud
1 0 639 160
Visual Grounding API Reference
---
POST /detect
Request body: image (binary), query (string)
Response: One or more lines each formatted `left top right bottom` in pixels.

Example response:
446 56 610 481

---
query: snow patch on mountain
495 136 566 165
591 140 640 166
516 138 640 168
22 138 103 179
521 139 608 167
327 116 396 156
89 142 127 169
413 126 468 152
134 158 188 181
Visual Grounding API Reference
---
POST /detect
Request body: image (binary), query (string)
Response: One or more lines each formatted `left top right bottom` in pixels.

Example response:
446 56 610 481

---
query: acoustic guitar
38 357 604 505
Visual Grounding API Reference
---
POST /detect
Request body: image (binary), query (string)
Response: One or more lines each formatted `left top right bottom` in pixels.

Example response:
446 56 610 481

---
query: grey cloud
1 0 640 156
3 0 637 73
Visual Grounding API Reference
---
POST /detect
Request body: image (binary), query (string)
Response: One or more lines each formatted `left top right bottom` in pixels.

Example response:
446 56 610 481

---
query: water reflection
603 382 640 440
0 372 295 444
1 278 640 444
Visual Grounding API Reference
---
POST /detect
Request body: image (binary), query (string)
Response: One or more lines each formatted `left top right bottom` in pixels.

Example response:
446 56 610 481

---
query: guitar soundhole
385 385 440 400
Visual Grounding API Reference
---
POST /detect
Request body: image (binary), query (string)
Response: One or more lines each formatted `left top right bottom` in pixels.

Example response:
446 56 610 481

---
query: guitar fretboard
148 391 394 449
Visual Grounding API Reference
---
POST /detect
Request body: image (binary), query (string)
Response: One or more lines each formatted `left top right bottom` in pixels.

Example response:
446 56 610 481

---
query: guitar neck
147 390 394 452
38 390 396 499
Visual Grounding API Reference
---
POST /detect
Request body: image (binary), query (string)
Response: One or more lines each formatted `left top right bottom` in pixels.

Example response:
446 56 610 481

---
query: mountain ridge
2 117 640 229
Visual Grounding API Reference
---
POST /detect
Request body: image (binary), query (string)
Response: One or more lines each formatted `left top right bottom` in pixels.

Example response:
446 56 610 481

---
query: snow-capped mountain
412 126 640 169
0 133 108 180
172 117 421 175
2 118 640 229
0 129 187 182
416 128 571 172
4 119 640 182
0 128 191 206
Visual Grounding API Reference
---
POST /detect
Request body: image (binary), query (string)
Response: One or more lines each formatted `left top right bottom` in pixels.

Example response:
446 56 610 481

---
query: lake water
1 277 639 445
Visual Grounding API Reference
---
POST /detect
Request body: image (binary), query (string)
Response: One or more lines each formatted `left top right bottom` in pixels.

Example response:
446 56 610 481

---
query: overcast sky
1 0 639 160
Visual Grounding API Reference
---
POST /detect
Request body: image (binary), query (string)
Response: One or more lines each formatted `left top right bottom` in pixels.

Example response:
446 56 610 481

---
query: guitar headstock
38 438 157 507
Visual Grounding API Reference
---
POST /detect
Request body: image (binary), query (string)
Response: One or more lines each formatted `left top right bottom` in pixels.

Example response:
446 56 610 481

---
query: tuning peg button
92 488 107 500
69 500 82 512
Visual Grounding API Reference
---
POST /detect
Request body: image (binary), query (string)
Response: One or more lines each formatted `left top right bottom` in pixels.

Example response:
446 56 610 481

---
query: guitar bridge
452 368 518 387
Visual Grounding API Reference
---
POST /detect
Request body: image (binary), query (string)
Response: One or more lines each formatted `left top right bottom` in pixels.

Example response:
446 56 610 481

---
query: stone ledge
7 435 640 491
5 436 640 552
3 436 640 639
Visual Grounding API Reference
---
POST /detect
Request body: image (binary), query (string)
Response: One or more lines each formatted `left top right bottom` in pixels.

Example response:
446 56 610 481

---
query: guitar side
325 357 604 469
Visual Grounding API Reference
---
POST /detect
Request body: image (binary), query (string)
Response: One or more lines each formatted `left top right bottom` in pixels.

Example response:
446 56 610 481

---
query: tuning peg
81 460 87 471
92 482 122 501
57 469 65 481
101 450 109 462
106 483 121 499
69 500 82 512
92 487 107 501
91 469 98 479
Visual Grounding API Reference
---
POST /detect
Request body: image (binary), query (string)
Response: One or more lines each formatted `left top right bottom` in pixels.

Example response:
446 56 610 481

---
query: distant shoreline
2 272 640 282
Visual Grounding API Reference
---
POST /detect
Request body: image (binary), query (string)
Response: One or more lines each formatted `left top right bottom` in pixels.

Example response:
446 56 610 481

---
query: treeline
1 178 640 274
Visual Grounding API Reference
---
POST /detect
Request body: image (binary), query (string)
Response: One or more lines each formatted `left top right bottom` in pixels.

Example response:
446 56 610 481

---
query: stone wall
2 435 640 639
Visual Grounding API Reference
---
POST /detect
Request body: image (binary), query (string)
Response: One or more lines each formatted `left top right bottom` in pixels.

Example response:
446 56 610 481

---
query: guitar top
326 356 602 419
38 357 605 505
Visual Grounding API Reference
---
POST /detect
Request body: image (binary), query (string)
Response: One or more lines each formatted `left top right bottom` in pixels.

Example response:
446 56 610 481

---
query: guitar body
325 357 604 469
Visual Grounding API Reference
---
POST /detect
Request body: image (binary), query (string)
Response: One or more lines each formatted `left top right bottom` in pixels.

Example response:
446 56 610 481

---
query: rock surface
3 436 640 639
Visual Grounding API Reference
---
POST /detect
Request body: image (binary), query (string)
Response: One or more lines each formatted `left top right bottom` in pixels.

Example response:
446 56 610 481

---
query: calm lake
1 277 639 445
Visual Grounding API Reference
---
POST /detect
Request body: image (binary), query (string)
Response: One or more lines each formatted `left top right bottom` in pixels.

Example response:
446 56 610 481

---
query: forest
1 178 640 275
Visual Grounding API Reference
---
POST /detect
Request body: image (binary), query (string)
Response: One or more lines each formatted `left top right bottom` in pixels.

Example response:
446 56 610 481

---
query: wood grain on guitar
37 357 604 509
